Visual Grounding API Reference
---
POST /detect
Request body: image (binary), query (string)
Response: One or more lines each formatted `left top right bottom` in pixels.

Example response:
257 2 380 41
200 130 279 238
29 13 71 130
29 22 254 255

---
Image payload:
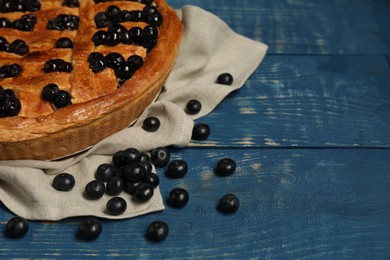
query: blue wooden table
1 0 390 258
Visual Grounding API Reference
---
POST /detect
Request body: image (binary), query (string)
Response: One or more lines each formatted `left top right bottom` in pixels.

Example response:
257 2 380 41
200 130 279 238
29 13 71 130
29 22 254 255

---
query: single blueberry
52 173 75 192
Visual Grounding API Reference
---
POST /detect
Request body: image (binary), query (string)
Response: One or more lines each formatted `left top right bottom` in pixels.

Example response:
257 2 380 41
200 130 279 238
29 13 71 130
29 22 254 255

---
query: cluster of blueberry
0 63 22 79
2 72 238 238
93 24 159 53
0 13 37 31
46 14 80 31
44 59 73 73
49 147 168 214
95 4 162 28
0 36 29 56
0 87 22 118
0 0 40 13
3 149 239 240
88 52 144 82
92 5 161 50
41 83 72 109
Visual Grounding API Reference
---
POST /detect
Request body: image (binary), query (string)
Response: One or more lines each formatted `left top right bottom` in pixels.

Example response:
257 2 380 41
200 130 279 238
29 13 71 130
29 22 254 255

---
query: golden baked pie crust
0 0 182 160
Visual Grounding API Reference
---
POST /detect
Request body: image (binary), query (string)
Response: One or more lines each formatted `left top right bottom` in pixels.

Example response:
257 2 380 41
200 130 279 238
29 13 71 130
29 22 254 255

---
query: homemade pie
0 0 183 160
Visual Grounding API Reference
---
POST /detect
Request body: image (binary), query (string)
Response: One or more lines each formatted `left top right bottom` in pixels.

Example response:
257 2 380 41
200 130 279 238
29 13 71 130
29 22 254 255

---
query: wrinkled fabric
0 6 267 220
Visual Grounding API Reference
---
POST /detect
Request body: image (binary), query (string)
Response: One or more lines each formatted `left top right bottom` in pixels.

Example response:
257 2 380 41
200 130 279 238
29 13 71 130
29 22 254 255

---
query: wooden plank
190 54 390 148
1 148 389 259
370 0 390 61
170 0 390 55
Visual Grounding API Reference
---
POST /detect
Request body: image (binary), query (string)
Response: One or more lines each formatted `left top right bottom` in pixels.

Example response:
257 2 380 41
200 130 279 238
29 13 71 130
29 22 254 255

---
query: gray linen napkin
0 6 267 220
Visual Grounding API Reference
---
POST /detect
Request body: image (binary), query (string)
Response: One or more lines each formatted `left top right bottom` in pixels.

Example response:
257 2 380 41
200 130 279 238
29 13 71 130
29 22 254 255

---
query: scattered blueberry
0 64 22 79
94 12 112 28
95 163 115 182
12 19 34 31
216 73 234 85
92 30 107 46
123 162 146 183
218 194 240 214
105 176 124 196
108 23 127 35
78 218 102 240
112 150 126 168
120 29 132 44
44 59 73 73
167 188 189 208
4 216 29 239
0 36 8 48
166 159 188 178
105 5 122 21
104 52 125 69
142 172 160 188
52 173 75 192
192 123 210 141
47 14 79 30
114 62 134 80
3 96 21 117
145 221 169 242
128 26 143 45
9 39 29 55
7 14 37 31
124 181 140 195
127 55 143 70
20 13 37 25
143 116 160 132
52 90 72 108
106 197 127 216
185 99 202 115
216 158 236 176
143 25 159 39
0 0 41 13
88 52 106 72
85 180 106 200
146 12 163 27
120 147 141 166
133 183 154 202
140 153 151 164
0 18 11 28
42 83 60 102
142 160 153 175
150 147 170 167
0 88 21 117
105 29 122 46
143 5 159 16
42 84 72 109
55 37 73 48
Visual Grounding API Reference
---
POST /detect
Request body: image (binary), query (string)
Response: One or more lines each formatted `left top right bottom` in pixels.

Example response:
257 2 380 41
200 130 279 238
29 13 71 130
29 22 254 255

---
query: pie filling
0 0 164 119
0 0 182 160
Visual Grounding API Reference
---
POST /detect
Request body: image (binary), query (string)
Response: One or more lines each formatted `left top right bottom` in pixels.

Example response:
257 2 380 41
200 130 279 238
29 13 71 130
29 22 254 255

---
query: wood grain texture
191 55 390 147
170 0 390 55
1 148 389 259
1 0 390 258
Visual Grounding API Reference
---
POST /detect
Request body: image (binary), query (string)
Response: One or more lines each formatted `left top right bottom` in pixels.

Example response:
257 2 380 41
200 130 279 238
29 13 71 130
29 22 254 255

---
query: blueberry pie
0 0 182 160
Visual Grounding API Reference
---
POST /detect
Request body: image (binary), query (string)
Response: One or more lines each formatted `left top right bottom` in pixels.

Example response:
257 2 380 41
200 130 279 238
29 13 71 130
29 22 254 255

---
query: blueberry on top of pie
0 0 183 160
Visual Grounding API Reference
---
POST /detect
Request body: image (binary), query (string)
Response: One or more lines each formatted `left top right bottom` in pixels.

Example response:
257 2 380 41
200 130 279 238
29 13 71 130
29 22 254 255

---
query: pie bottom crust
0 0 182 160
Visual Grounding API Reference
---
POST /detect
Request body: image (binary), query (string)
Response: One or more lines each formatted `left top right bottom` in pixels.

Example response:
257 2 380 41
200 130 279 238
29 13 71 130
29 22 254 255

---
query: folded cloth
0 6 268 221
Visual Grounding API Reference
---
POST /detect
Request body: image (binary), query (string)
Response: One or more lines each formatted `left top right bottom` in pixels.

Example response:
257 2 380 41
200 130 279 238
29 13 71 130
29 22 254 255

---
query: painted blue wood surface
193 55 390 147
1 149 390 259
1 0 390 259
170 0 390 55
